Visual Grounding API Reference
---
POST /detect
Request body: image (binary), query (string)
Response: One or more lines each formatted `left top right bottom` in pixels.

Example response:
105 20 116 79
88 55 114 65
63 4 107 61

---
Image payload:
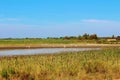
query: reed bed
0 48 120 80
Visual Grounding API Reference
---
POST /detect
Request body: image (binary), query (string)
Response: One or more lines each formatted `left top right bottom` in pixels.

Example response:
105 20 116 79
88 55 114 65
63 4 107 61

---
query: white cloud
81 19 113 23
0 19 120 38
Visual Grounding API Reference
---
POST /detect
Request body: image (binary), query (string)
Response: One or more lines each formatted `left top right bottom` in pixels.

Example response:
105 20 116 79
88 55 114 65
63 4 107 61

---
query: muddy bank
0 44 120 49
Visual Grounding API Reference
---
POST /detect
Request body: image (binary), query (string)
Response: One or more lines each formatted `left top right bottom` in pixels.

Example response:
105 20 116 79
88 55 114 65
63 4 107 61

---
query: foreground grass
0 49 120 80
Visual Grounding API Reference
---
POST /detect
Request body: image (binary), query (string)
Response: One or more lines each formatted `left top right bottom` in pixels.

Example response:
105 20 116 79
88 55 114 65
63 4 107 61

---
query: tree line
47 33 98 40
47 33 120 40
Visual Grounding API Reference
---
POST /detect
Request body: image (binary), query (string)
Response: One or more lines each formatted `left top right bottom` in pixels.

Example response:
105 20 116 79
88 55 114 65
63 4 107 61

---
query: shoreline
0 44 120 49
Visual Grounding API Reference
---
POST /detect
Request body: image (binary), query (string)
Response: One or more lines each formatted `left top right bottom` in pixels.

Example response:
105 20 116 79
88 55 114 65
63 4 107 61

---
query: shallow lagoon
0 48 100 56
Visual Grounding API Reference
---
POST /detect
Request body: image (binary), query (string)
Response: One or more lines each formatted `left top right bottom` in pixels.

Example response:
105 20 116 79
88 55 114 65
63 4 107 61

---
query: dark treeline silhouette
47 33 120 41
47 33 98 40
0 33 120 40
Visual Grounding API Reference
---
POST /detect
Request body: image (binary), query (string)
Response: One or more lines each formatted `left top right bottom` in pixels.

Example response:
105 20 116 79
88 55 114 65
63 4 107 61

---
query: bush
1 69 9 79
7 67 16 75
1 67 16 79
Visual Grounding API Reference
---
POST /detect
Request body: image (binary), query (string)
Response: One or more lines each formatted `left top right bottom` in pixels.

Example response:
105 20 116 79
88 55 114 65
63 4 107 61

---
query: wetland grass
0 48 120 80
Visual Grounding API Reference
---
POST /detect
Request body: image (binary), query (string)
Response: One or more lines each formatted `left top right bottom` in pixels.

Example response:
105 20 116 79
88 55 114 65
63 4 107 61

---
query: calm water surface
0 48 100 56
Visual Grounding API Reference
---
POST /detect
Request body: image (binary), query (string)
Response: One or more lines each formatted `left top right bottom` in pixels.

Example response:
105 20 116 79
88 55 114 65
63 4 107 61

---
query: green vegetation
0 39 99 45
0 49 120 80
0 38 119 46
0 34 120 46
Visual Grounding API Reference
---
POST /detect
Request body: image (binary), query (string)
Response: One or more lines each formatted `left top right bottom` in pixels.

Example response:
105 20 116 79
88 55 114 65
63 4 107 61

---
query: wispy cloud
0 19 120 38
80 19 113 23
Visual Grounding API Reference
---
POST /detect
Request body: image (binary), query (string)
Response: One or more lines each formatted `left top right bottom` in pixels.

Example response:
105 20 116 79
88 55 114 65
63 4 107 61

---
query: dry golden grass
0 48 120 80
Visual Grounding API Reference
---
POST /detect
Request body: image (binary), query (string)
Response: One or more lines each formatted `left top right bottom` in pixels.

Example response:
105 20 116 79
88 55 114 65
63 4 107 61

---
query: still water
0 48 100 56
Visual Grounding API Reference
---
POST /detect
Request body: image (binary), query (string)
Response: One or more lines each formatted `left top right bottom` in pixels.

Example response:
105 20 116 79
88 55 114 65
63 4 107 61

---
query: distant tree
112 35 115 39
89 34 98 39
25 37 29 39
78 35 82 40
82 33 89 39
60 37 63 39
63 36 70 40
69 36 77 39
47 37 51 39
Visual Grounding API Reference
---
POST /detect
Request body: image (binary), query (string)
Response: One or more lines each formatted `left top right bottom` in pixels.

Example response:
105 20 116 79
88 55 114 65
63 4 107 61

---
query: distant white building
107 39 116 42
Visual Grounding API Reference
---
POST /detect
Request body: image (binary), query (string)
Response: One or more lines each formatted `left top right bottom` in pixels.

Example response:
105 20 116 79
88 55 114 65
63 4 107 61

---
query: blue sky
0 0 120 38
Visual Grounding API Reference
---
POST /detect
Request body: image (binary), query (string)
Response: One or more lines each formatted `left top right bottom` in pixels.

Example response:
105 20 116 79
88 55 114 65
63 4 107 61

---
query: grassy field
0 38 119 45
0 39 99 45
0 39 120 49
0 48 120 80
